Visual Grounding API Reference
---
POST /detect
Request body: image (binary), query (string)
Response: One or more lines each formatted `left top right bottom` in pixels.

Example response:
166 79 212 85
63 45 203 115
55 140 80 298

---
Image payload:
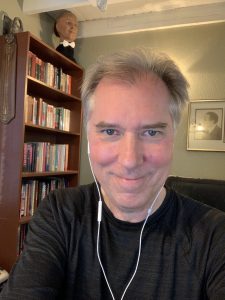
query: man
198 111 222 140
54 11 78 62
1 48 225 299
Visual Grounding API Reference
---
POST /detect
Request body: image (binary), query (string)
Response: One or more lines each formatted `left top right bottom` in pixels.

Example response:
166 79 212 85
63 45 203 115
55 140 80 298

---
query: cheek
65 25 71 32
146 141 174 167
90 143 116 167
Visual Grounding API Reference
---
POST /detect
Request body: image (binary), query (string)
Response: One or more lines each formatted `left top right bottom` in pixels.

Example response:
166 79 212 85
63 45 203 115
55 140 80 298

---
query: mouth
120 177 142 182
115 174 145 189
116 172 145 180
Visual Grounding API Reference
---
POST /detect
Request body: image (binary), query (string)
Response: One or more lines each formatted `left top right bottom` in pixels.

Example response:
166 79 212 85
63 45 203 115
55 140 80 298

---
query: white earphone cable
96 185 163 300
97 215 116 300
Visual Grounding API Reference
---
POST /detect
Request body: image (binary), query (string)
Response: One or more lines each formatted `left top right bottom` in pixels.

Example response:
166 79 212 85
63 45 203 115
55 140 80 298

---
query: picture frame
187 100 225 151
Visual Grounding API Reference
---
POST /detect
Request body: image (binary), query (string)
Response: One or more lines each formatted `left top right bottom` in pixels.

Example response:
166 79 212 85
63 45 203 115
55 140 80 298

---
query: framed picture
187 100 225 151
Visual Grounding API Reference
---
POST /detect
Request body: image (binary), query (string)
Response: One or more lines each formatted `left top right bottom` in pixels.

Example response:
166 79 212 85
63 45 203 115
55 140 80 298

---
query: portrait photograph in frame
187 100 225 151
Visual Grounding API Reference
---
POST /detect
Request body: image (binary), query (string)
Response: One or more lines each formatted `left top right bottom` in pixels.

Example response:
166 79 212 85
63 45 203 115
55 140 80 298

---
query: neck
60 39 74 42
101 187 166 223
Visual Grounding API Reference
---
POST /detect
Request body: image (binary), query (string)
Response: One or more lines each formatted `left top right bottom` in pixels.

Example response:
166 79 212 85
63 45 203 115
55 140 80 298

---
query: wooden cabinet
0 32 83 271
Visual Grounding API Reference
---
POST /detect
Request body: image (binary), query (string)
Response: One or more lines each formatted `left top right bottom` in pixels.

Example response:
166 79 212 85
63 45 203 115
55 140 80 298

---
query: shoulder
35 183 97 222
165 189 225 268
56 44 63 51
49 183 95 200
170 189 225 238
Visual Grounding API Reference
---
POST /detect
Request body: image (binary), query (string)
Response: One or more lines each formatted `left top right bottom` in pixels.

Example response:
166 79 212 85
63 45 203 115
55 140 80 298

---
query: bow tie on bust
60 40 76 48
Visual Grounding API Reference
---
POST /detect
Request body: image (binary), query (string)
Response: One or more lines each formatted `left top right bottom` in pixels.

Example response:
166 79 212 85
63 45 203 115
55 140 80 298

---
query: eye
145 129 159 137
66 21 74 26
102 129 117 136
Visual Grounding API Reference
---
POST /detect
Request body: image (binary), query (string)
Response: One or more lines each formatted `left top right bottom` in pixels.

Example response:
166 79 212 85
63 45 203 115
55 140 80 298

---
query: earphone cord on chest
96 185 163 300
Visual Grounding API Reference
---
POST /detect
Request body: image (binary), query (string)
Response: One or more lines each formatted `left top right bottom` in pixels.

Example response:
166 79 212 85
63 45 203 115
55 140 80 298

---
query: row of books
18 177 68 254
17 223 28 254
20 177 68 218
25 95 70 131
23 142 69 173
27 51 72 94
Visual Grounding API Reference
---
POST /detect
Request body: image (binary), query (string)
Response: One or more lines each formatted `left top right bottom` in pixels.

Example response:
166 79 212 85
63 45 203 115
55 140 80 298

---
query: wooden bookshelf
0 32 83 271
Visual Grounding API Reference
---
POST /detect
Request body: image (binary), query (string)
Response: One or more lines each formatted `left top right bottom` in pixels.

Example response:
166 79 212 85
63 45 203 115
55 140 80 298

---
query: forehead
204 114 211 120
94 75 169 104
88 76 171 125
58 13 77 23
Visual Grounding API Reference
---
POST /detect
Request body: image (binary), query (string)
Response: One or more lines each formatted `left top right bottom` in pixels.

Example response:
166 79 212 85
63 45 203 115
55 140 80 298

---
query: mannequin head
54 11 78 42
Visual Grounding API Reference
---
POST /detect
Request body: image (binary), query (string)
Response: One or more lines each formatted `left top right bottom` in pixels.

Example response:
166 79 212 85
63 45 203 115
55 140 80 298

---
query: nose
118 134 143 170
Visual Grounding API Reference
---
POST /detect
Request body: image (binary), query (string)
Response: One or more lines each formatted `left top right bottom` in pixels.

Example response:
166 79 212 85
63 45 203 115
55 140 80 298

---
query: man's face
203 114 215 129
56 13 78 42
87 76 175 221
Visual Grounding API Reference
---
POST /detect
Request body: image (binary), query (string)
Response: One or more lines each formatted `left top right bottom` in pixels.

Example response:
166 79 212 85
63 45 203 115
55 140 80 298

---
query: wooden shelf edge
25 123 80 136
22 170 78 178
27 76 81 102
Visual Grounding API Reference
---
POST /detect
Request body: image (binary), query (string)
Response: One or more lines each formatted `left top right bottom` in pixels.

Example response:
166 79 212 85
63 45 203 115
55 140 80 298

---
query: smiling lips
114 174 146 190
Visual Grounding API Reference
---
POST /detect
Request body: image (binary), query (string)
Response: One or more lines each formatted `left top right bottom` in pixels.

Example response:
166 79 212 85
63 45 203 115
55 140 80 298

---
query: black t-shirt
1 183 225 299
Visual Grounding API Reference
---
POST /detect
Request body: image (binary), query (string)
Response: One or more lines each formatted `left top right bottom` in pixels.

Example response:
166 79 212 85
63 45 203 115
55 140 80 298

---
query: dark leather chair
165 176 225 212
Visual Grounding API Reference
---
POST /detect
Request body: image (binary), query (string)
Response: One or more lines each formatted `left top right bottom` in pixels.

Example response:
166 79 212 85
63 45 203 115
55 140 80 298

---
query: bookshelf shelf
0 31 83 271
22 170 78 178
25 123 80 136
27 76 81 102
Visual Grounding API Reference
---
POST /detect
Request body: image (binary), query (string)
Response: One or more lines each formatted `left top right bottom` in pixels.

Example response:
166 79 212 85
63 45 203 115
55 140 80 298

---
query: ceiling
22 0 225 38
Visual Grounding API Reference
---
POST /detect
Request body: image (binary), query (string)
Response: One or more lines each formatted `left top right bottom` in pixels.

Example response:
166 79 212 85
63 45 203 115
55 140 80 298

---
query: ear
55 21 60 34
54 21 59 37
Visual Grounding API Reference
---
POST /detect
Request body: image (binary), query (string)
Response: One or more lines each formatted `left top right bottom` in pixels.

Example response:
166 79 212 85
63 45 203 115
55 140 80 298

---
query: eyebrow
141 123 168 129
95 121 168 129
95 122 119 128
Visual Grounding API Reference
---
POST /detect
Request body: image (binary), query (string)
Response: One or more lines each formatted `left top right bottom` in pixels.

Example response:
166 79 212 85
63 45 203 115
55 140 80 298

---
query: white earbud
87 141 90 155
87 139 102 221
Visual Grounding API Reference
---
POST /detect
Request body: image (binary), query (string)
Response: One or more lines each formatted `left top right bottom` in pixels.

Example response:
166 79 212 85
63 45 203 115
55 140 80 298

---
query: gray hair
81 47 189 128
